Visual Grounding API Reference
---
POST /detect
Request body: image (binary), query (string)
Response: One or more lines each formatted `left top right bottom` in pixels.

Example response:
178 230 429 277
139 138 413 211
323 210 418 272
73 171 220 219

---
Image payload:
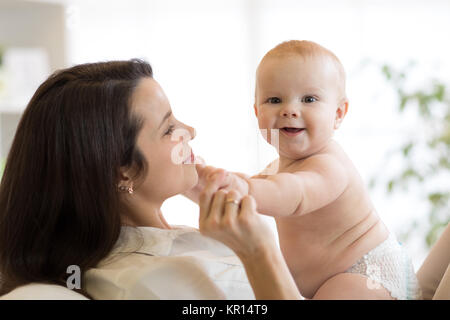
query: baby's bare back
275 140 389 299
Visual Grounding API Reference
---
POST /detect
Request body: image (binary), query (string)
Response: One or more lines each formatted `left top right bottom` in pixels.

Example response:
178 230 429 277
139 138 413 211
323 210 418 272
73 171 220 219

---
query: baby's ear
334 99 349 129
253 103 258 117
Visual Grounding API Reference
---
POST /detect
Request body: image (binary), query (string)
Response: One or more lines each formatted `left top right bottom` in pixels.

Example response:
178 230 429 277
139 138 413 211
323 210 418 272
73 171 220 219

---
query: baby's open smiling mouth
280 127 305 137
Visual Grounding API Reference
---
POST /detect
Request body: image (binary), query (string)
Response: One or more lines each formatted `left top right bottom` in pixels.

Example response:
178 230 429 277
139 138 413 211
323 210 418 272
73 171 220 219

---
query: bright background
1 0 450 271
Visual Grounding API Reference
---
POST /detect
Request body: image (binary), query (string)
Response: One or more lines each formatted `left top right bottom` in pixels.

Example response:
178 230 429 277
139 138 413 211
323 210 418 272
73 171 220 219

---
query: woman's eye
164 125 175 136
302 96 317 103
267 97 281 104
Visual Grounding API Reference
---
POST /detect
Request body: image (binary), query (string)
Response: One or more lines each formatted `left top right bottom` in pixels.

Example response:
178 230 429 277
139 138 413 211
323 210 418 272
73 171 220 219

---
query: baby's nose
280 108 301 118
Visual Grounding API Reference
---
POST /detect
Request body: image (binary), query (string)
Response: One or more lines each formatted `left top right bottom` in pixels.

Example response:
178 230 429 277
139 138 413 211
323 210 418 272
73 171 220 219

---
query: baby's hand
183 164 250 203
220 172 250 199
194 164 249 197
182 163 230 203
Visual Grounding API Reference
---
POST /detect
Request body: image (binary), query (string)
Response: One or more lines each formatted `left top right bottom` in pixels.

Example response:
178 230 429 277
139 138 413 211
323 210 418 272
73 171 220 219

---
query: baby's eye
266 97 281 104
164 125 175 136
302 96 317 103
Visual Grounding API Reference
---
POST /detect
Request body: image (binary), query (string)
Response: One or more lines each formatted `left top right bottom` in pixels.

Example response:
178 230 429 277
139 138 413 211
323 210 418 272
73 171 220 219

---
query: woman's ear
253 103 258 117
334 99 349 130
117 166 133 187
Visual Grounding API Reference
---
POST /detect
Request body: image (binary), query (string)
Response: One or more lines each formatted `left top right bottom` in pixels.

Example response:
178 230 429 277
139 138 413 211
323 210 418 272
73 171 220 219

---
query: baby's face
255 55 346 160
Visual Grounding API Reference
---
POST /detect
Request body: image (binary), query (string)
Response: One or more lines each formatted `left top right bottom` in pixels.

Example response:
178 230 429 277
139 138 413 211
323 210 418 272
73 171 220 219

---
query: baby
188 40 422 299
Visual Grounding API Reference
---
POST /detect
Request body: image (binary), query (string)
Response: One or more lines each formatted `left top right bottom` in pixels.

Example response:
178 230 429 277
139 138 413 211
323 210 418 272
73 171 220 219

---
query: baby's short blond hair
257 40 347 100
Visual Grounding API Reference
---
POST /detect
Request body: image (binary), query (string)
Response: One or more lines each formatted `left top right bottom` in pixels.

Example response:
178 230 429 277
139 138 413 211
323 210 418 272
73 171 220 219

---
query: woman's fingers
223 190 240 226
209 189 227 222
240 195 257 217
203 191 276 258
234 195 255 231
199 171 229 223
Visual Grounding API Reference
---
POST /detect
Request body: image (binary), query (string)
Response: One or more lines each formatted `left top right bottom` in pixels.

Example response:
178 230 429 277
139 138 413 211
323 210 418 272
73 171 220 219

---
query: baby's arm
248 154 349 217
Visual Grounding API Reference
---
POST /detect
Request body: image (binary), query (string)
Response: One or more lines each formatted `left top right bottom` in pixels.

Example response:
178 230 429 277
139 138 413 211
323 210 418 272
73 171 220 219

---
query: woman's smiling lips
280 127 305 137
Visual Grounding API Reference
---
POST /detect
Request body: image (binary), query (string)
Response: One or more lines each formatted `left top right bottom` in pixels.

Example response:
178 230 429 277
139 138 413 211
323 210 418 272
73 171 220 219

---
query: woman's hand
198 173 303 300
198 173 276 259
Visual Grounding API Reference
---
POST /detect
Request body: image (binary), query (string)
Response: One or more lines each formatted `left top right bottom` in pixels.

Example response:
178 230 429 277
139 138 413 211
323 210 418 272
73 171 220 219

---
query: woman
0 59 300 299
417 223 450 299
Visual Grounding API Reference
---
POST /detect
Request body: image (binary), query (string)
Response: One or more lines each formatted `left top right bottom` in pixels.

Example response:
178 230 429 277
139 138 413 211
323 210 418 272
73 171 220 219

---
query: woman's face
128 77 197 203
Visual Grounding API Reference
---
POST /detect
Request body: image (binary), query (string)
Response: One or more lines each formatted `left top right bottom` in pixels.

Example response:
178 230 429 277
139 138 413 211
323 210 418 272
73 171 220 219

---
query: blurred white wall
12 0 450 269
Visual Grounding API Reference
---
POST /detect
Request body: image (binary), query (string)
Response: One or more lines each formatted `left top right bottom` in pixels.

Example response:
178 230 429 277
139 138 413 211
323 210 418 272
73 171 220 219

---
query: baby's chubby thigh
311 273 395 300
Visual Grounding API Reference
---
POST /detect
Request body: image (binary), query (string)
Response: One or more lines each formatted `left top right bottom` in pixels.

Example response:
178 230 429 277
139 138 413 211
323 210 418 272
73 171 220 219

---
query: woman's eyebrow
158 111 172 129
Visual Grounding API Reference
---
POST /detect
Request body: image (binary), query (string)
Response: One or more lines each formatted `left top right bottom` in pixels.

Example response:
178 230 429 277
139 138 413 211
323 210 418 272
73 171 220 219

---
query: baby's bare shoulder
285 143 357 193
295 145 350 173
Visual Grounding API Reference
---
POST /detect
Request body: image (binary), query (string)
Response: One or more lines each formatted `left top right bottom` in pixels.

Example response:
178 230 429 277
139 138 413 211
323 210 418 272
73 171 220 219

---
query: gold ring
225 199 239 205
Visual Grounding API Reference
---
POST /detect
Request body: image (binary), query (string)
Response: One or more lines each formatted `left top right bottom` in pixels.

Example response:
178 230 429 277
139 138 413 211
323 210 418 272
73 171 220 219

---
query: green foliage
375 63 450 248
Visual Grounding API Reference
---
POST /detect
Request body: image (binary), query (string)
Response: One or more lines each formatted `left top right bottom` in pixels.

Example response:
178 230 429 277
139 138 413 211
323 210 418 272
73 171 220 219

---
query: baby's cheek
257 114 272 129
257 118 265 129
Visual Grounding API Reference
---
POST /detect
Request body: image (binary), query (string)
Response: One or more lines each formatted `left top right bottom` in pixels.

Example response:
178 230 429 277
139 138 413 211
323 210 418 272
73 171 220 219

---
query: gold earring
118 185 134 194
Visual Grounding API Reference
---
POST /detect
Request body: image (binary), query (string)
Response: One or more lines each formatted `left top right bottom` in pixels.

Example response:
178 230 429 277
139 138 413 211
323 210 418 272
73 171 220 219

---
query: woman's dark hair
0 59 153 297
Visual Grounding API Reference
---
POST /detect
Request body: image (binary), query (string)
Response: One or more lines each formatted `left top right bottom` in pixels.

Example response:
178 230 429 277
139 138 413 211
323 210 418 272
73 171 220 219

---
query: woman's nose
184 124 196 140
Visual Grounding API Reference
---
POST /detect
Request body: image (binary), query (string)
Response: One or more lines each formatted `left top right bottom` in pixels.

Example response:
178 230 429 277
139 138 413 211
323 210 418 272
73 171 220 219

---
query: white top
84 226 255 300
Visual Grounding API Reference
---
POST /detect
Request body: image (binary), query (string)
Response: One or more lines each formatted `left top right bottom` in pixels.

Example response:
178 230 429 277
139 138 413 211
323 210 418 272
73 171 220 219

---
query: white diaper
345 233 422 300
